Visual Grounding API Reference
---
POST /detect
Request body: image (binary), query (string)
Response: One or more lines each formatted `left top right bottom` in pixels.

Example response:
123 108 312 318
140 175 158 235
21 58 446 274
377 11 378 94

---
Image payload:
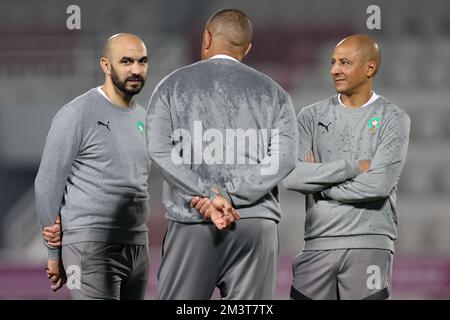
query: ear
243 42 252 58
100 57 111 75
366 60 377 78
203 30 212 50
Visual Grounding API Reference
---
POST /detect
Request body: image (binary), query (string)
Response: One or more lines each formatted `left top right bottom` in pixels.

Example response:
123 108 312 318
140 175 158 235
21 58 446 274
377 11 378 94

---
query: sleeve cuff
218 186 233 206
208 186 233 207
43 237 61 259
47 247 61 260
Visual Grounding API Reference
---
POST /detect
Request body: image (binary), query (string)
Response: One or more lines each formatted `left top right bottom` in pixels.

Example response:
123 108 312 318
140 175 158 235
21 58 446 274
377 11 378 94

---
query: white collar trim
338 92 379 108
97 86 113 103
97 86 135 107
209 54 239 62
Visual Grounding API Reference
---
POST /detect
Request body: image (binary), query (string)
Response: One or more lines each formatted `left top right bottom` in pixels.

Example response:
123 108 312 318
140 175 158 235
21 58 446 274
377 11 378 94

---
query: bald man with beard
284 34 410 300
146 9 297 299
35 33 151 299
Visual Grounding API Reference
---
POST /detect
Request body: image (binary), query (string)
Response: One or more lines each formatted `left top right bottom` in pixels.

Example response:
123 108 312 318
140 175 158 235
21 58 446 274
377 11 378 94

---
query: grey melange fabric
285 94 408 300
291 249 393 300
146 57 298 299
35 88 151 299
35 88 150 259
284 94 410 252
157 219 278 300
62 242 149 300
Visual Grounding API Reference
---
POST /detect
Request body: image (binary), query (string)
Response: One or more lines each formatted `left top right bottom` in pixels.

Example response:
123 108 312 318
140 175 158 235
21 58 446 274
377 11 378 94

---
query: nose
131 61 143 75
330 63 339 76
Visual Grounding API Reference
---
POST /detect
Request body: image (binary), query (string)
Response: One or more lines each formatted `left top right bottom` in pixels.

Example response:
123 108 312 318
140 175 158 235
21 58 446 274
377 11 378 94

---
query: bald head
102 33 147 61
201 9 253 60
335 34 381 76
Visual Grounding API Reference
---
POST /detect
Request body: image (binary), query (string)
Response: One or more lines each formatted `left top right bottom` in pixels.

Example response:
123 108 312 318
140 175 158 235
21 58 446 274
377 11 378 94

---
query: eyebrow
120 56 148 61
331 57 352 62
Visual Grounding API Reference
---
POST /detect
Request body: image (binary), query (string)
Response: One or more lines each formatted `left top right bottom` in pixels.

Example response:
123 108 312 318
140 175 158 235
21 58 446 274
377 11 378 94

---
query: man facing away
35 33 151 299
284 34 410 300
145 9 298 299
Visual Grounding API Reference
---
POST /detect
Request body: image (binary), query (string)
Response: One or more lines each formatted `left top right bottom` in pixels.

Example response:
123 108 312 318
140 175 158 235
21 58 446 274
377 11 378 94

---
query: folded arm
321 112 410 203
283 108 361 194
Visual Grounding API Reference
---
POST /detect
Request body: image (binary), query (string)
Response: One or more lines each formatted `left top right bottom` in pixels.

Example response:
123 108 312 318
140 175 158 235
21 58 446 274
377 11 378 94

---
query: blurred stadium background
0 0 449 299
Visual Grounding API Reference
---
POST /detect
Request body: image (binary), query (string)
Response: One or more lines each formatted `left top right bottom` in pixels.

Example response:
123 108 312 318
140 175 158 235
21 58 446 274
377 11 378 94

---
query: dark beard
111 67 146 96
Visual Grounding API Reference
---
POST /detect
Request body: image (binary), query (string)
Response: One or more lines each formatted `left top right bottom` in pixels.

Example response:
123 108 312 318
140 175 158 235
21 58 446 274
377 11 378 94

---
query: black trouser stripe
363 287 390 300
290 286 312 300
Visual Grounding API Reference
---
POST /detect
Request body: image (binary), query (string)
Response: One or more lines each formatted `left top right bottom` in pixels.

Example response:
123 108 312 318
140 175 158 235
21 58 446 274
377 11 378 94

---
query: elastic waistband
303 235 394 253
62 228 148 246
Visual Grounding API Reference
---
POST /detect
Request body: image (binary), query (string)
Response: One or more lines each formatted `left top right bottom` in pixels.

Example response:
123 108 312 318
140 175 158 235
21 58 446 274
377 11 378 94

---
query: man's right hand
43 215 62 247
207 194 240 222
206 204 233 230
358 160 372 173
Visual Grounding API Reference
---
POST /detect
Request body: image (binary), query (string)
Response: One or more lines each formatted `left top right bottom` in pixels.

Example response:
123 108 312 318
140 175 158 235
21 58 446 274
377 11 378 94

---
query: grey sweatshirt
35 88 150 259
283 94 410 252
146 57 298 223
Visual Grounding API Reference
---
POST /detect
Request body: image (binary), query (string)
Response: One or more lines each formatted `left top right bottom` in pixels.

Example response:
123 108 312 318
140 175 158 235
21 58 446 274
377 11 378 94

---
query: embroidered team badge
136 120 145 136
368 117 381 135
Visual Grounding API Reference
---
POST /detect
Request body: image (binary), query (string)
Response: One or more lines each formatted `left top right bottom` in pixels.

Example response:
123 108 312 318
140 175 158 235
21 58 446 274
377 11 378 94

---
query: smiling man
35 33 151 299
284 34 410 300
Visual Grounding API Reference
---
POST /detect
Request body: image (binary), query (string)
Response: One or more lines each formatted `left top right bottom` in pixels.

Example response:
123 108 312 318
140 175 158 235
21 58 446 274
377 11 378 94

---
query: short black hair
207 8 253 47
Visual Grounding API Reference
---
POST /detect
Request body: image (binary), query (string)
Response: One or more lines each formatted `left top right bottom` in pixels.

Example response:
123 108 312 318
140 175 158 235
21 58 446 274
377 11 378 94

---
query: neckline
209 54 240 63
333 95 380 113
93 87 137 112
